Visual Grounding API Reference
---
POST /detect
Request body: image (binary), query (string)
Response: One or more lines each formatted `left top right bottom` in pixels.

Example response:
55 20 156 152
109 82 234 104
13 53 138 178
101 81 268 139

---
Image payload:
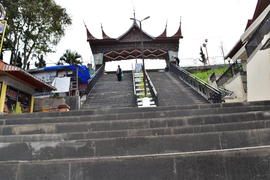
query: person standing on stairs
116 65 122 81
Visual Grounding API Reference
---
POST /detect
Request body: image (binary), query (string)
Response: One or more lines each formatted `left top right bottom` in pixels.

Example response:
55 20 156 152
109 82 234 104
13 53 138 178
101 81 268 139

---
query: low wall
34 96 80 112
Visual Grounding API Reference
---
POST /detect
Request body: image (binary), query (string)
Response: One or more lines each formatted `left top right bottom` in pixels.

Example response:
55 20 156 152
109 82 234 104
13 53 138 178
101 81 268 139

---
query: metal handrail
86 65 105 95
145 71 158 106
216 61 243 86
170 63 223 103
132 70 137 96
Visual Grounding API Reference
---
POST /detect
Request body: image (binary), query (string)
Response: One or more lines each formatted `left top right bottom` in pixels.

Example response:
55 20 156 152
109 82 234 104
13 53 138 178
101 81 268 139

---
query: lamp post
202 39 210 65
130 16 150 96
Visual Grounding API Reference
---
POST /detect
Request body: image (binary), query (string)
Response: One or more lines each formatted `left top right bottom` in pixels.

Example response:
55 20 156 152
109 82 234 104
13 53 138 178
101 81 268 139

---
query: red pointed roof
156 23 167 39
245 0 270 30
172 20 183 38
101 24 113 39
226 0 270 59
85 24 97 41
85 17 183 42
117 20 154 41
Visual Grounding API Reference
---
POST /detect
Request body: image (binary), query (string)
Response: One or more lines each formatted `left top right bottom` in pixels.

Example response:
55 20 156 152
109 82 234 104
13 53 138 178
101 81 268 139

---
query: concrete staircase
149 71 208 106
1 101 270 179
82 73 136 109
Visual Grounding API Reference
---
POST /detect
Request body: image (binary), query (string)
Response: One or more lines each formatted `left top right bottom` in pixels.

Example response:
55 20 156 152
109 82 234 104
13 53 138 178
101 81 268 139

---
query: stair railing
170 63 223 103
86 65 105 95
132 69 138 105
145 71 159 106
216 60 243 86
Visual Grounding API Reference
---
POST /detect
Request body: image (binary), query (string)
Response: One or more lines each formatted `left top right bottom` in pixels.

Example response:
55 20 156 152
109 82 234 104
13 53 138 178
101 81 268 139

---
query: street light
202 39 210 65
130 16 150 96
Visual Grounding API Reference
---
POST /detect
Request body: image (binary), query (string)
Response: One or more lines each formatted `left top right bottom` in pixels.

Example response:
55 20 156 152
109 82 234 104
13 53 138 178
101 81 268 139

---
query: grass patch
192 67 228 83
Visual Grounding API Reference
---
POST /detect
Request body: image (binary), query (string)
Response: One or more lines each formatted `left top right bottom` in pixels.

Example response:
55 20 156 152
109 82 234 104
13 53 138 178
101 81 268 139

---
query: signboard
168 51 178 62
93 53 104 65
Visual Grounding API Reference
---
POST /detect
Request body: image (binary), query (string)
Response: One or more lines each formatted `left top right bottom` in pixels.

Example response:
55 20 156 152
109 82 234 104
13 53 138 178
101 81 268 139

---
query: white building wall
224 73 247 102
247 48 270 101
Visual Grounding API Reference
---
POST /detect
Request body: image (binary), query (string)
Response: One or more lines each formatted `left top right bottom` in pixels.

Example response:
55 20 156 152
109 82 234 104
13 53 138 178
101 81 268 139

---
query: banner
0 22 3 34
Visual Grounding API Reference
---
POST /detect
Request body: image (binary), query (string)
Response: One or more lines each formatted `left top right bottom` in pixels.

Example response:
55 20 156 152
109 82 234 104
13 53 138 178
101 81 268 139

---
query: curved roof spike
100 24 112 39
84 23 98 41
172 17 183 38
156 21 167 38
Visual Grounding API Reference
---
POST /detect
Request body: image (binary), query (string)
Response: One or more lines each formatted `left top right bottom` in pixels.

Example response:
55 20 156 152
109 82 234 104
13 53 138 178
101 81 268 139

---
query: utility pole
220 42 226 65
130 16 150 96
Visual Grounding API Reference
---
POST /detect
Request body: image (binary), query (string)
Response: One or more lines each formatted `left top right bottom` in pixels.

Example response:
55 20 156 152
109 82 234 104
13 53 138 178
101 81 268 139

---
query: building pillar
30 95 34 113
0 82 7 113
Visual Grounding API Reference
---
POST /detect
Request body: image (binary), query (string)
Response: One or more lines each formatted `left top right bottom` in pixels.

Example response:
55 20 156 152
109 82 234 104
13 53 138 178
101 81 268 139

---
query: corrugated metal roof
0 61 56 91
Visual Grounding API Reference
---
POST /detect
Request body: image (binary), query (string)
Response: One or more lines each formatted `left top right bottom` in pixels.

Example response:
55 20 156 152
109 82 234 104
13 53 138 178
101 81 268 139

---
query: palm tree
57 50 82 65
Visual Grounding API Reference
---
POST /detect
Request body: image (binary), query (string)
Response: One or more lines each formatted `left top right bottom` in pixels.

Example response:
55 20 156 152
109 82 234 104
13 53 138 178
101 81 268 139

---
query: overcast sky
44 0 257 67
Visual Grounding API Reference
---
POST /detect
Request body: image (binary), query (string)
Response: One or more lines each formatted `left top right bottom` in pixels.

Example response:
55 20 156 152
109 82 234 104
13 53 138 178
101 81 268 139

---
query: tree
14 51 22 68
199 47 207 66
2 0 72 69
57 49 82 65
34 54 46 68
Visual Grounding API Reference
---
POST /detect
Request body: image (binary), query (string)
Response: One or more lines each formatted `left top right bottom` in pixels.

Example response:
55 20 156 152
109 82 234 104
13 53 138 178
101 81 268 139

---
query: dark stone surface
1 105 269 127
1 147 270 179
1 100 270 120
149 71 208 106
82 73 136 109
2 128 270 161
1 73 270 179
17 162 70 180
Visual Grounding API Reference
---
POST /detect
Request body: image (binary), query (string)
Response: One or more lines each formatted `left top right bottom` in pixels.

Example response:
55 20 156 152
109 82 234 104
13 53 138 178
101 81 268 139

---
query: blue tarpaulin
44 65 91 83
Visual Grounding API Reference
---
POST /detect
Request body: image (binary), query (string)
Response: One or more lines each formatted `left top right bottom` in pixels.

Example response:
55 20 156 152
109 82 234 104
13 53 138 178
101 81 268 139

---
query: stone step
3 100 270 120
0 105 269 126
0 110 266 136
0 145 268 180
1 118 270 143
0 128 270 161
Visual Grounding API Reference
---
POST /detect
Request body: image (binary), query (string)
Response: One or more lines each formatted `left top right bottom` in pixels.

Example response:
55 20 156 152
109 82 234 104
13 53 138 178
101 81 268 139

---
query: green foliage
2 0 72 69
192 67 228 83
199 47 207 65
57 49 82 65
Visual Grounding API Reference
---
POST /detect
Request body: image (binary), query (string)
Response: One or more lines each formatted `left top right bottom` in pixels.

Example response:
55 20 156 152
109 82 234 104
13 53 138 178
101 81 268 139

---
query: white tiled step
137 98 153 102
136 88 149 92
137 100 155 105
136 93 151 96
138 104 157 108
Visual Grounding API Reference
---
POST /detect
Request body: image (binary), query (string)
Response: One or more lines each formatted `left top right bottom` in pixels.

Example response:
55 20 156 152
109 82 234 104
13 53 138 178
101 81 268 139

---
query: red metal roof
245 0 270 30
226 0 270 59
86 18 183 42
0 61 56 92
